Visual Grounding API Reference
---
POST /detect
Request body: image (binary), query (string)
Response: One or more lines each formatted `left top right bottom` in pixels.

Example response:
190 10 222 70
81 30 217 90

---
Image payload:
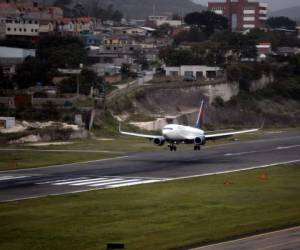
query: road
193 226 300 250
0 130 299 202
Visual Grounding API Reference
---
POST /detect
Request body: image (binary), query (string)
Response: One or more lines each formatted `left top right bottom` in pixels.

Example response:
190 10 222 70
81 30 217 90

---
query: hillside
44 0 204 19
103 0 204 18
270 6 300 21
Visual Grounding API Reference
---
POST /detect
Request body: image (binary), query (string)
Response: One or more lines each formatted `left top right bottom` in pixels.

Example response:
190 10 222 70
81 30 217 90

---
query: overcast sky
191 0 300 11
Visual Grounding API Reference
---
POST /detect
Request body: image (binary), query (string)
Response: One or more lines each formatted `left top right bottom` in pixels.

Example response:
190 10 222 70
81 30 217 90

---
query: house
0 2 63 20
57 18 75 34
147 15 183 27
0 46 36 74
0 117 15 129
256 42 272 60
39 20 55 34
276 47 300 57
164 65 223 80
80 32 102 47
0 17 39 38
103 35 130 45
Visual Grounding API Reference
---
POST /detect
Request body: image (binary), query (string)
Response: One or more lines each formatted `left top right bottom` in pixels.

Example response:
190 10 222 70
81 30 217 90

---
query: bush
213 96 225 107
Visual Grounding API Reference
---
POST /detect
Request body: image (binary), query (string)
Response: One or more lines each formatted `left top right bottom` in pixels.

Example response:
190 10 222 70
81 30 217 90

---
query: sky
191 0 300 11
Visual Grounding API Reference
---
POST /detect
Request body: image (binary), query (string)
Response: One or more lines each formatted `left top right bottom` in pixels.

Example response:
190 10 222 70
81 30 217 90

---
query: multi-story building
208 0 268 31
0 17 39 38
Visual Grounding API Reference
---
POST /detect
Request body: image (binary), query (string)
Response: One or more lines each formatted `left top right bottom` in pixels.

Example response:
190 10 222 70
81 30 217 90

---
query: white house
1 17 39 37
164 65 223 80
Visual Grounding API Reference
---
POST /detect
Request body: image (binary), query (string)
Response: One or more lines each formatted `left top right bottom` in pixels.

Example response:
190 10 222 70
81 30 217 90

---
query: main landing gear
194 145 201 151
169 144 177 151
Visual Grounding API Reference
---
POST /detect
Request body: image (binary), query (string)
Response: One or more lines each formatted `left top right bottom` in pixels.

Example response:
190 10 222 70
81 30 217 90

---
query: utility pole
76 63 83 97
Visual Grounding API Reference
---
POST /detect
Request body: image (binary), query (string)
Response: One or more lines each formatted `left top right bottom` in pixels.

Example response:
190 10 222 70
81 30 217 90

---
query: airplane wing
205 128 259 140
119 123 161 139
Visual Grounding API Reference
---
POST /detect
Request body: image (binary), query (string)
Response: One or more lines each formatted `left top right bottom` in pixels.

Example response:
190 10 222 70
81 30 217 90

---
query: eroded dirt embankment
112 84 300 130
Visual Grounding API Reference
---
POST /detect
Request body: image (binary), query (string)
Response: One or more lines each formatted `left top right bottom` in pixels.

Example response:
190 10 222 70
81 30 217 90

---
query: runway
193 226 300 250
0 130 299 202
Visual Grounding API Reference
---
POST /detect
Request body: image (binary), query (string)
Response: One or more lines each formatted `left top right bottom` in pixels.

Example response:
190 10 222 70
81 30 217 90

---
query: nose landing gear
169 144 177 151
194 145 201 151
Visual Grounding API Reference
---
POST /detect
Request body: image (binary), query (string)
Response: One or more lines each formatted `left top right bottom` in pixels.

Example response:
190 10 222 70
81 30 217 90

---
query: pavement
193 226 300 250
0 130 299 202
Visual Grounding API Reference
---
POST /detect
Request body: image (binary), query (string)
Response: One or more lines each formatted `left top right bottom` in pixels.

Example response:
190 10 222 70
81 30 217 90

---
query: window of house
19 28 22 32
24 28 27 32
31 29 34 32
7 27 11 31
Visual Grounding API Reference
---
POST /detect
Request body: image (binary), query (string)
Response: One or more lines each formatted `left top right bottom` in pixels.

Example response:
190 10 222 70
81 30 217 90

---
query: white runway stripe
54 177 110 186
0 175 29 181
38 176 165 189
37 177 87 185
107 179 160 188
89 178 141 187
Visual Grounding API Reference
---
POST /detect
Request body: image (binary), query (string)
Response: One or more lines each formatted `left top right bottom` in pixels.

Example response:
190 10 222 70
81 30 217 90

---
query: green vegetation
0 150 118 170
184 11 228 36
266 16 297 30
0 164 299 250
0 136 160 170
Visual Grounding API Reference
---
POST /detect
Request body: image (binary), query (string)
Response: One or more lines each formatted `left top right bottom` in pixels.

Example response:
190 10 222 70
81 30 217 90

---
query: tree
133 50 149 70
160 48 195 66
212 32 257 61
37 35 86 69
184 11 228 36
0 37 34 49
153 23 172 38
14 57 50 89
266 17 296 30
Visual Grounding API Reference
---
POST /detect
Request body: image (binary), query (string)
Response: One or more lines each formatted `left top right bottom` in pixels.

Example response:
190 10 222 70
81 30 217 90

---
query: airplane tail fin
195 100 205 129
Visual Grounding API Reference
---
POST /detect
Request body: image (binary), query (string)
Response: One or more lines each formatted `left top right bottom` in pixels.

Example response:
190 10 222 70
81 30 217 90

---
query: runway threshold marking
2 160 300 203
277 144 300 150
0 175 29 181
37 176 167 189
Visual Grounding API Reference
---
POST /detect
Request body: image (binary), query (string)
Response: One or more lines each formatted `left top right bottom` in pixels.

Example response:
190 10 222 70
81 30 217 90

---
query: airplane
119 101 260 151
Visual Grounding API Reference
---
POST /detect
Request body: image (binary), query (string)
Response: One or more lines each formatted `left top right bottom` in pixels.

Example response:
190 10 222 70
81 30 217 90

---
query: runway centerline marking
225 150 258 156
225 144 300 156
276 144 300 150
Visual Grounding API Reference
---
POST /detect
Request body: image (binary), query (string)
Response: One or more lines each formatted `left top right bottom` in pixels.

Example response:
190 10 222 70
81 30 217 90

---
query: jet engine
153 137 166 146
194 136 206 145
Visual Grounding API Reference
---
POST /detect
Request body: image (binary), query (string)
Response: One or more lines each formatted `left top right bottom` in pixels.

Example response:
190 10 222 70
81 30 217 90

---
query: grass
0 164 300 250
0 151 118 170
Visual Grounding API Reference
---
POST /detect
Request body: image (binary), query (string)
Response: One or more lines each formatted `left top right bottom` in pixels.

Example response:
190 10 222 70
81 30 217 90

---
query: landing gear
194 145 201 151
169 144 177 151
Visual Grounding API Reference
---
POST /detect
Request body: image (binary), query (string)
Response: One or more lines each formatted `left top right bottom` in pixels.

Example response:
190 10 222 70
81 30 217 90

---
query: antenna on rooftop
152 4 156 16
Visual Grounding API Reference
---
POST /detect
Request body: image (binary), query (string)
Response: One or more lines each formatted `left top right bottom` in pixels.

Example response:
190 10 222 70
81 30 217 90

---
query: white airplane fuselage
162 124 204 141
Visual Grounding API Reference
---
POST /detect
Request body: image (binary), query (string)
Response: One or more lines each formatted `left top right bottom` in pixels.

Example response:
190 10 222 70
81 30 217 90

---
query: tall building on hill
208 0 268 31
